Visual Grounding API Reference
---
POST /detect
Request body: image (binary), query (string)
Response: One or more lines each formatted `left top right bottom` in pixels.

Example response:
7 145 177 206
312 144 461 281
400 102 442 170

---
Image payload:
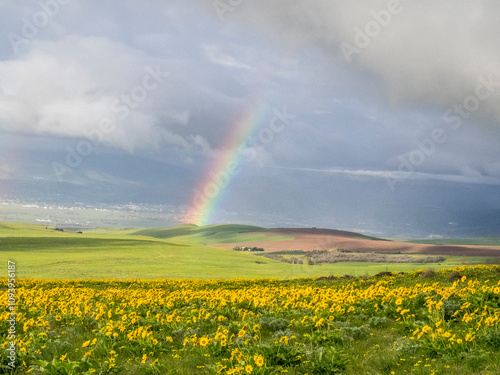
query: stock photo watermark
8 0 70 54
386 73 500 192
208 0 245 21
6 261 17 369
340 0 411 63
183 106 295 214
51 65 168 182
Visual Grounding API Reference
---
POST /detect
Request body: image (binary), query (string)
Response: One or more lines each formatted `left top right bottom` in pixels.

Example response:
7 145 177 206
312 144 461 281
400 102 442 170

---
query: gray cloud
0 34 214 154
221 0 500 127
1 0 500 235
274 165 500 186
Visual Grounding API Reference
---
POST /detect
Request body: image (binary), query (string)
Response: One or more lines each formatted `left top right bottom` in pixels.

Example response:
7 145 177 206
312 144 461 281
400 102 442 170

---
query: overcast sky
1 0 499 236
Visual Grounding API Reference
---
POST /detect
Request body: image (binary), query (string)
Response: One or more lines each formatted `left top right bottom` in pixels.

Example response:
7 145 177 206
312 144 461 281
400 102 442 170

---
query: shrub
442 298 462 320
411 292 430 309
308 330 343 346
272 329 293 339
309 347 350 375
394 337 421 356
265 250 445 265
259 316 289 332
256 342 302 367
342 325 370 341
421 269 437 279
448 271 463 281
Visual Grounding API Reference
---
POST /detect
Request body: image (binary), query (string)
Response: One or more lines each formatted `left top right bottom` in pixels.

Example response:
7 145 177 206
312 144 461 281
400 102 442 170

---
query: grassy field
2 222 500 374
2 265 500 374
0 222 498 279
132 224 293 244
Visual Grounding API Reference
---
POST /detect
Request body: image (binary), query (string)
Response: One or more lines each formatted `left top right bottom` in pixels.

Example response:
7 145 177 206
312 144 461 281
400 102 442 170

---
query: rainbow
183 100 274 225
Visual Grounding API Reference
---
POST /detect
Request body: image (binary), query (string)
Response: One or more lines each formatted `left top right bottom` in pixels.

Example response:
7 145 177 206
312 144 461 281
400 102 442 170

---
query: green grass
132 223 293 243
4 266 500 374
0 235 286 280
0 222 498 280
0 221 139 238
133 223 265 238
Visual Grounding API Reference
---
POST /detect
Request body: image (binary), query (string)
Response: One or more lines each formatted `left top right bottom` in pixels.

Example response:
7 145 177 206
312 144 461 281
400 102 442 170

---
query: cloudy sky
1 0 500 236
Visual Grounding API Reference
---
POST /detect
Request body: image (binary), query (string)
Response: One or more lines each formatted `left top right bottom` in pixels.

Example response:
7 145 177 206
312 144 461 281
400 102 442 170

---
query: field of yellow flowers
2 265 500 374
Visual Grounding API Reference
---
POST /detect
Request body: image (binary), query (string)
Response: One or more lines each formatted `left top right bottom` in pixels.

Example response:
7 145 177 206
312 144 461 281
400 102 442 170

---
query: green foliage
448 349 490 371
309 347 350 375
255 342 302 367
3 265 500 374
477 329 500 349
34 358 82 375
308 330 344 346
368 316 392 328
0 221 496 280
3 221 498 280
258 316 289 333
442 298 462 320
341 325 370 341
421 269 437 279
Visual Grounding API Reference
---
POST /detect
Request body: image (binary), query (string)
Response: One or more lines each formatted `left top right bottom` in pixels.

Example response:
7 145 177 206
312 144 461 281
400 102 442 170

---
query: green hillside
132 223 293 243
0 222 496 280
0 223 290 279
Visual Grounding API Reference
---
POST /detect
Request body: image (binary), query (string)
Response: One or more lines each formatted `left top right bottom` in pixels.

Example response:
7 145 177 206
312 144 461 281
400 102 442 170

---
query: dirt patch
267 227 388 241
212 232 500 257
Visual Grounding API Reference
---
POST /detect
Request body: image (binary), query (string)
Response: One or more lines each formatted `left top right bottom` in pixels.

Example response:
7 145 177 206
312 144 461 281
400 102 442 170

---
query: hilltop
1 222 499 279
159 224 500 257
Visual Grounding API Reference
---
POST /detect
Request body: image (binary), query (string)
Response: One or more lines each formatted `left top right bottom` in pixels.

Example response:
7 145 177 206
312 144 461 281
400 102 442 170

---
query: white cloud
83 170 142 186
0 34 210 153
273 165 500 186
203 44 253 70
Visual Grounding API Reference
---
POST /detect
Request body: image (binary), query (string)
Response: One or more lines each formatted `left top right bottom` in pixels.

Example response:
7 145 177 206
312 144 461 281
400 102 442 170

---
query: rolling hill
1 222 499 279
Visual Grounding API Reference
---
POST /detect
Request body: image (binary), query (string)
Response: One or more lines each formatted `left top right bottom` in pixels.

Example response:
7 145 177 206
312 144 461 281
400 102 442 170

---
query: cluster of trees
233 246 265 252
264 250 445 265
266 255 304 264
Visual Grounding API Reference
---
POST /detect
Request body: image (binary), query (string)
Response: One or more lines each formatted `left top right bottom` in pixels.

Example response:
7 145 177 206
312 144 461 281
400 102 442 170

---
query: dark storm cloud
1 0 500 235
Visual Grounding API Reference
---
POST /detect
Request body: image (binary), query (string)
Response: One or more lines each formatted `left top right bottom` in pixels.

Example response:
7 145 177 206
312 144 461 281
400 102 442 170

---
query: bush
421 269 437 279
309 347 350 375
259 316 289 332
442 298 462 320
342 325 370 341
448 271 463 281
272 329 293 339
264 251 445 265
308 330 343 346
256 342 302 367
393 337 421 356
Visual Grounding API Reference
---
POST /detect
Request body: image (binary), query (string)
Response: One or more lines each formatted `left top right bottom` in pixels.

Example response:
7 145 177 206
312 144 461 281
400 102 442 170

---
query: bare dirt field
212 228 500 257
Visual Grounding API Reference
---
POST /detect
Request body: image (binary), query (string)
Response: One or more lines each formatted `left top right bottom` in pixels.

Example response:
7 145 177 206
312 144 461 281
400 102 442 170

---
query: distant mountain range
1 134 500 238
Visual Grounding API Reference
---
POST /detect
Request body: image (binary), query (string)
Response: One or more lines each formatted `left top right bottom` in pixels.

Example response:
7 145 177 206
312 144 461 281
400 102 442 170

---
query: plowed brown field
212 228 500 257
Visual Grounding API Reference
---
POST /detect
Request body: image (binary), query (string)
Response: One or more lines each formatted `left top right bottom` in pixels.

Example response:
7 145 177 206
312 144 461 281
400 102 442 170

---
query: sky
0 0 500 237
